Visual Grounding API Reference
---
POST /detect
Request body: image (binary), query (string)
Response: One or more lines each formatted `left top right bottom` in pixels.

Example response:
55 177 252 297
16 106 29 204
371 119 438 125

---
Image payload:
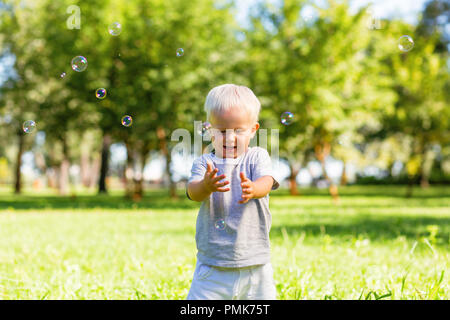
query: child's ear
250 122 260 138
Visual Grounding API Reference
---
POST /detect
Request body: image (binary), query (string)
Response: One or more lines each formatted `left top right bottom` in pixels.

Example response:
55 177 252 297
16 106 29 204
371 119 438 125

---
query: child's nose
225 131 236 142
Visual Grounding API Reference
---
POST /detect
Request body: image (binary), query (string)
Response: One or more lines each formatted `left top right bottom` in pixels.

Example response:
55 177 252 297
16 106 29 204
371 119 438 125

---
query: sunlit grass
0 185 448 299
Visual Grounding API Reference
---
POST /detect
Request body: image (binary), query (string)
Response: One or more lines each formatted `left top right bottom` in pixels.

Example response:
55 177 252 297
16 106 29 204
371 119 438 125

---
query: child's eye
214 129 248 135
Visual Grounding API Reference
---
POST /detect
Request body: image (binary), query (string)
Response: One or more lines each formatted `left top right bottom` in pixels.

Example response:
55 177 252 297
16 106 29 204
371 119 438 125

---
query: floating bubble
214 219 225 230
176 48 184 57
197 121 211 137
398 35 414 52
96 88 107 100
121 115 133 127
108 22 122 36
71 56 88 72
23 120 36 134
281 111 294 125
60 72 66 78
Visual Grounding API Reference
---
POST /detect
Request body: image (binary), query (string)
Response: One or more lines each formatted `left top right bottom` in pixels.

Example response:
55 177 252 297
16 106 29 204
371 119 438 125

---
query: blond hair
204 84 261 123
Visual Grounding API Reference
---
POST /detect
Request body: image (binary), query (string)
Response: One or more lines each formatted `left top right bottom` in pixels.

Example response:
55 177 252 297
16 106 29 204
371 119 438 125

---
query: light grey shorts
186 260 277 300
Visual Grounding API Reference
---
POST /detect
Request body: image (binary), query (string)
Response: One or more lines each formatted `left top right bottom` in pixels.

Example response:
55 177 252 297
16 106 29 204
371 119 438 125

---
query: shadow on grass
270 214 450 243
2 187 449 243
272 185 450 199
0 185 449 211
0 189 199 211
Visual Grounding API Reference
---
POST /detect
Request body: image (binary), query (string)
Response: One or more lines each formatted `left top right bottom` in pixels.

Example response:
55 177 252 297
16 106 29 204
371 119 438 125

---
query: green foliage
0 0 448 192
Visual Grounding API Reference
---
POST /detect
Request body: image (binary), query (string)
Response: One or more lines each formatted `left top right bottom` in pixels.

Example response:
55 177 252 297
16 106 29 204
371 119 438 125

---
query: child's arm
238 172 274 204
187 162 230 202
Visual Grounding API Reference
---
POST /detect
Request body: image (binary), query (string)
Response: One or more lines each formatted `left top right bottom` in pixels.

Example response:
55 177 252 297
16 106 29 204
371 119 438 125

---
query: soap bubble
23 120 36 134
95 88 107 99
71 56 88 72
121 115 133 127
214 219 225 230
197 121 211 137
108 22 122 36
281 111 294 125
60 72 66 78
398 35 414 52
176 48 184 57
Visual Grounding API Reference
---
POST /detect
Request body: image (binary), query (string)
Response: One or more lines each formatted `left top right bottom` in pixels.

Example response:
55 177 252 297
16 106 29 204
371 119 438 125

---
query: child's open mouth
223 146 237 154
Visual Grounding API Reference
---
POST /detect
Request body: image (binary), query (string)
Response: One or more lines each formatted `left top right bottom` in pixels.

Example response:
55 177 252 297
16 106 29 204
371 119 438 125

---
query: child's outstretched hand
203 161 230 193
239 172 255 204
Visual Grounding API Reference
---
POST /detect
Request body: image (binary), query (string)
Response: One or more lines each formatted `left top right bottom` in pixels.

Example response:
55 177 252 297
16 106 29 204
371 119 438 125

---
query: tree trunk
288 162 299 195
58 138 70 195
420 176 430 188
124 142 135 199
166 151 177 198
315 142 339 204
98 134 111 194
340 161 348 186
14 132 25 194
420 149 434 188
288 173 298 195
133 179 143 201
387 160 395 178
133 174 143 202
133 148 149 201
34 151 47 175
80 151 91 187
59 159 70 195
157 126 177 198
46 167 57 189
89 156 100 189
406 177 414 198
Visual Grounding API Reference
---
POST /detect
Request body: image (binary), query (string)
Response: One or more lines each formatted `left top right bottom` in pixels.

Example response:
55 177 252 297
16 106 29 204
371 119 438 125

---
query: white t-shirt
187 147 279 268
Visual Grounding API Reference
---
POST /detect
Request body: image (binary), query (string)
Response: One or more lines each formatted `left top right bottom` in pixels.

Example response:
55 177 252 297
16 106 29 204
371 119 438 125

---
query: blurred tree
1 0 448 198
366 17 449 196
102 0 240 198
0 0 240 198
0 0 47 193
416 0 450 52
245 0 396 201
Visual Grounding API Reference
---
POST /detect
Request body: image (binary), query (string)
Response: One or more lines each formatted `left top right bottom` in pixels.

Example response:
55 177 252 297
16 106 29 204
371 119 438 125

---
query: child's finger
215 180 229 188
238 198 249 204
242 188 250 194
216 187 230 192
209 168 219 179
211 174 226 183
241 181 250 188
240 172 247 181
206 161 213 173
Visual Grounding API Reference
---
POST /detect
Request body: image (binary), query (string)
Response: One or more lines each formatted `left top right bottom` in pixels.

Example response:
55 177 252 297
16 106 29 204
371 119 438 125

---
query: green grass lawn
0 185 448 300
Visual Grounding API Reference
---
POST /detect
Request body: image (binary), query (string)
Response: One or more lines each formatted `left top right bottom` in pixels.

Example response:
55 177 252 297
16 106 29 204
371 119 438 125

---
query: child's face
209 107 259 158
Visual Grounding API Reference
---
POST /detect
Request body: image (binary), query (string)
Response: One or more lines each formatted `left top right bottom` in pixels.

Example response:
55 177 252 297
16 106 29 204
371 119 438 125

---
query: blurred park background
0 0 449 300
